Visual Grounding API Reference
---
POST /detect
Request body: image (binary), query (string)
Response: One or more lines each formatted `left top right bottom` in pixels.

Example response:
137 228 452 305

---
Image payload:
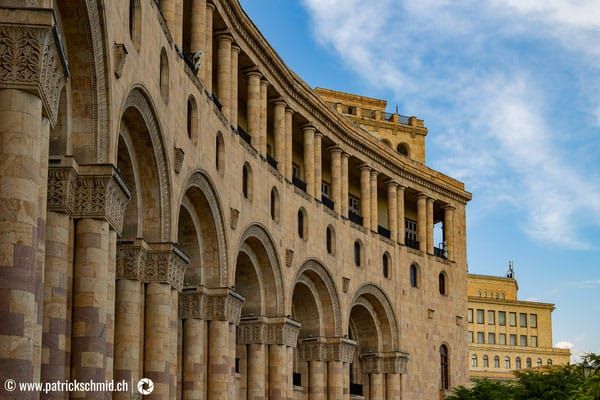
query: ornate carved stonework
237 316 300 347
174 147 185 173
359 352 409 374
116 240 148 281
179 286 244 324
0 19 67 126
297 337 356 363
230 208 239 230
144 243 190 291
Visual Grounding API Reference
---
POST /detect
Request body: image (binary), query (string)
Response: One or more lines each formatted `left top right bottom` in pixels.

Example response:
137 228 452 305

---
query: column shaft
114 279 142 400
308 360 326 400
144 282 173 399
104 230 117 383
417 195 427 252
284 108 294 180
170 289 179 400
286 346 294 400
230 45 240 129
268 344 287 400
314 132 322 199
330 148 342 212
370 373 384 400
273 101 286 174
182 319 206 400
71 219 110 398
247 343 265 400
360 166 371 228
160 0 177 40
190 0 206 53
387 183 398 243
397 186 405 245
204 3 214 92
216 35 232 120
342 362 350 400
259 80 269 157
208 320 231 400
427 197 434 254
229 324 237 400
386 373 401 400
246 72 261 145
341 153 349 217
444 206 455 260
327 361 343 400
0 89 45 389
303 126 315 195
370 171 379 232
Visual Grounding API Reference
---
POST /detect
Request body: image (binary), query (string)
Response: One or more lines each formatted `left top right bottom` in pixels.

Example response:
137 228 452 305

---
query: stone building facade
0 0 471 399
467 271 570 381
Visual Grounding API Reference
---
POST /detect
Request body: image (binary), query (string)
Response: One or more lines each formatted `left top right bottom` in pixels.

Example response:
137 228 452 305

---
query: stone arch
397 142 410 157
175 170 228 287
291 259 342 337
117 86 171 242
233 224 284 316
55 0 110 163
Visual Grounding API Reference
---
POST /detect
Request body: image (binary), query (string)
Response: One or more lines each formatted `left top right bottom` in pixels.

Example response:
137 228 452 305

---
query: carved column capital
144 242 190 291
237 316 300 346
179 286 245 323
0 8 69 126
298 337 356 363
359 351 409 374
116 239 149 281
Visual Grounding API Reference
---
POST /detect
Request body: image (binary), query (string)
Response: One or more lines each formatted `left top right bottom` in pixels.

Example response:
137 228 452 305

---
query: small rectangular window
531 336 538 347
477 309 485 324
509 312 516 327
520 313 527 328
477 332 485 344
498 311 506 326
405 218 417 241
488 310 495 325
520 335 527 347
530 314 537 328
467 309 473 323
467 331 473 343
321 181 331 197
292 163 300 179
488 333 496 345
349 194 360 214
499 333 506 345
510 334 517 346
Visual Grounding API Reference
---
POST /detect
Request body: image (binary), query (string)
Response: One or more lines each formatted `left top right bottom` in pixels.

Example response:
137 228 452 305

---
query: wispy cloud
569 280 600 289
302 0 600 249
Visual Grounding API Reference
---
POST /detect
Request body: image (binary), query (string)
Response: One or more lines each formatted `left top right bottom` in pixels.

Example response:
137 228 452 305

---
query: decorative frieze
116 240 148 281
297 337 356 363
359 352 409 374
179 287 244 324
237 316 300 347
144 243 190 291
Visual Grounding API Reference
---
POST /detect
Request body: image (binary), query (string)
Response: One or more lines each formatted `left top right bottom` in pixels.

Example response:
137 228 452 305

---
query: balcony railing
321 195 334 210
237 126 252 145
266 154 277 169
434 246 447 259
292 176 307 192
350 383 363 396
405 236 420 250
377 225 391 239
293 372 302 387
348 210 363 225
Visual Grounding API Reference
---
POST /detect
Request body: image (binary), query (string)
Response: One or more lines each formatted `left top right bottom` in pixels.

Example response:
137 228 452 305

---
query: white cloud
301 0 600 249
569 280 600 289
556 341 574 350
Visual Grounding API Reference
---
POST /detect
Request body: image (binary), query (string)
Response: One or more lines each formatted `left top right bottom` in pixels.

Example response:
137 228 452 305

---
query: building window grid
498 311 506 326
530 314 538 328
477 332 485 344
499 333 506 345
520 313 528 328
467 309 473 323
488 310 495 325
483 355 489 368
520 335 527 347
494 356 500 368
510 334 517 346
509 312 516 327
488 333 496 345
477 309 484 324
531 336 538 347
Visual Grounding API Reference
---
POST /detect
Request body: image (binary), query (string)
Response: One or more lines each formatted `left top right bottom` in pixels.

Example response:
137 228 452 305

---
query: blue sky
239 0 600 360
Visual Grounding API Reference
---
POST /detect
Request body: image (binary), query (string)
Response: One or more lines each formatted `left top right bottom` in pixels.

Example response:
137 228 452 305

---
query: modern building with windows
0 0 471 399
467 268 570 380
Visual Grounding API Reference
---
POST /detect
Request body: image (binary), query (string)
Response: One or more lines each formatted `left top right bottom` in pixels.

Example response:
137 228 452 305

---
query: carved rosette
144 243 189 291
116 241 148 281
298 337 356 363
179 287 245 324
0 21 67 126
237 316 300 347
359 352 409 374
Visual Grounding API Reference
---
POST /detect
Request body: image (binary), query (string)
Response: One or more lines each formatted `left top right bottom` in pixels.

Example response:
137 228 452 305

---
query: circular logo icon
137 378 154 395
4 379 16 392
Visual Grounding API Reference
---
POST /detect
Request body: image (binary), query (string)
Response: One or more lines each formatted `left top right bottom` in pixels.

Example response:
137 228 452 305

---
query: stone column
246 70 261 145
0 15 66 391
190 0 206 57
341 153 349 217
397 186 406 245
230 44 240 129
105 230 117 383
259 80 269 157
417 194 427 252
370 170 379 232
204 2 215 92
342 362 350 400
387 182 398 243
386 373 401 400
330 147 342 212
272 100 286 174
427 197 435 254
443 205 455 260
328 361 344 400
309 360 326 400
285 107 294 181
160 0 177 39
370 373 384 400
216 34 232 120
314 132 323 200
182 318 207 400
114 240 146 400
247 343 266 400
302 125 315 195
360 165 371 228
269 344 287 400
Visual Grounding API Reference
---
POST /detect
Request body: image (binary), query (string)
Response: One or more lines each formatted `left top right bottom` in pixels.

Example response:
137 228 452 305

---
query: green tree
445 379 516 400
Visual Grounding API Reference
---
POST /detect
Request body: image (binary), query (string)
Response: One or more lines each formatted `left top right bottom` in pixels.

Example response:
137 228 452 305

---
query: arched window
326 226 335 255
160 48 169 103
242 163 253 200
382 252 391 278
297 208 307 239
353 241 362 267
270 187 279 222
505 357 511 369
187 95 198 143
483 355 489 368
440 345 449 390
547 359 552 366
516 357 521 369
216 133 224 173
439 271 448 295
536 358 542 367
410 264 418 288
397 142 410 157
494 356 500 368
471 354 478 368
526 357 532 368
129 0 141 49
